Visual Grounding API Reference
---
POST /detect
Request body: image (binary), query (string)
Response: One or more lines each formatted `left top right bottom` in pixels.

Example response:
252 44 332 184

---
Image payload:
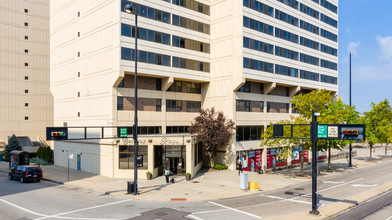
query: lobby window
119 145 148 170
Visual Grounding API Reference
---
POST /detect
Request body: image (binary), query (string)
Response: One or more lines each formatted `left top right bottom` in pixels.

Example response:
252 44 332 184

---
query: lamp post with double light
124 3 138 195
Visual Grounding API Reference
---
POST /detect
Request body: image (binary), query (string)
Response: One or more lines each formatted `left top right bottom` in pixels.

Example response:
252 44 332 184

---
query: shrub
213 163 228 170
37 146 52 161
30 157 51 165
4 134 22 161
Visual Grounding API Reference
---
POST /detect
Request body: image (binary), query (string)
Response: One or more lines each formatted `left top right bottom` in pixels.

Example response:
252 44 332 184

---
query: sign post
67 153 73 182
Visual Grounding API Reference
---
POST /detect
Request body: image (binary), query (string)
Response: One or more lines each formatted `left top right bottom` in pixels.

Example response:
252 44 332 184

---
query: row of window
243 16 274 36
117 97 201 112
168 80 202 94
121 1 210 34
243 57 337 84
172 0 210 15
121 47 209 72
244 0 338 41
121 24 210 54
243 37 274 54
236 100 290 113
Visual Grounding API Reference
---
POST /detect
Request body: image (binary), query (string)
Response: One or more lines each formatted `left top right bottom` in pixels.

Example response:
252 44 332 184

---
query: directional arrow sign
351 184 378 187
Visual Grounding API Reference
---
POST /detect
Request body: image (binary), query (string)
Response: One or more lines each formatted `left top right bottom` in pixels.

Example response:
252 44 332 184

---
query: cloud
376 36 392 62
347 41 360 53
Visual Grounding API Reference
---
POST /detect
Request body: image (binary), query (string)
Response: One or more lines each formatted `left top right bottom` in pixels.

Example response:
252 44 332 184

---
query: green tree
362 100 392 160
189 107 235 166
291 89 332 120
318 100 359 169
4 134 22 161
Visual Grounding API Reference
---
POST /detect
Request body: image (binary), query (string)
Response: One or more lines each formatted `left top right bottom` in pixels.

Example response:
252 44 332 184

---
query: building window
267 102 289 113
24 22 28 26
185 82 201 94
78 32 80 37
121 1 171 24
25 63 28 66
78 112 80 117
25 76 28 80
186 101 201 112
275 64 298 77
243 57 274 73
275 9 298 26
24 9 28 13
166 100 182 112
78 92 80 97
275 28 298 44
236 126 264 141
238 82 250 93
78 72 80 77
25 117 29 120
194 142 203 166
77 11 80 17
243 37 274 54
119 145 148 169
275 46 299 61
172 14 210 34
168 81 182 92
156 99 161 111
77 52 80 57
25 36 28 40
243 16 273 36
25 90 28 93
236 100 250 112
166 126 190 134
25 103 28 107
117 97 124 110
25 49 28 53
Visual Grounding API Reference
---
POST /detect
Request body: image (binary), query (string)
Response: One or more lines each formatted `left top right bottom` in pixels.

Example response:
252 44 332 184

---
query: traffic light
343 129 359 136
51 131 65 137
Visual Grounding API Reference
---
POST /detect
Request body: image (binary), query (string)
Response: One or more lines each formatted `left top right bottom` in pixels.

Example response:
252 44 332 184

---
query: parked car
9 165 43 183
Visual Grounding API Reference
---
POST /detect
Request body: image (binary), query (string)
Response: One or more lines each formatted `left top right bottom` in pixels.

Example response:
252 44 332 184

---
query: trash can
240 173 248 190
127 181 134 194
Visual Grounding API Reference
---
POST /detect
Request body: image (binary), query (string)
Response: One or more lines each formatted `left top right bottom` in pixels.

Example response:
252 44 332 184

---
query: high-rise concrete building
50 0 338 178
0 0 52 146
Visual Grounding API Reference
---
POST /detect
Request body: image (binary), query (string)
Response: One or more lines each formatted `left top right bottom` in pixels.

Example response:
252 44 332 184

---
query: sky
338 0 392 113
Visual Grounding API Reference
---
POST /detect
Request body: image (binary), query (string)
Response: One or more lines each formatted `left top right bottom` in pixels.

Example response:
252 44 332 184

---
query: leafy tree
318 100 359 169
4 134 22 161
189 107 235 166
291 89 332 120
362 100 392 160
261 116 311 176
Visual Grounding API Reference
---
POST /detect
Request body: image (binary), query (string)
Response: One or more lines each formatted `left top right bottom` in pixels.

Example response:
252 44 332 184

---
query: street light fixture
124 2 138 195
348 52 355 167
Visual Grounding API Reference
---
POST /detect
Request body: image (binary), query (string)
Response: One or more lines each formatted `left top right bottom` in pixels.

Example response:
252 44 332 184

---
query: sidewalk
1 145 392 218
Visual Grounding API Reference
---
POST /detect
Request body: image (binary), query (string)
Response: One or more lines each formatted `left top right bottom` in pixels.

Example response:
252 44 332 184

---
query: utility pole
310 111 320 215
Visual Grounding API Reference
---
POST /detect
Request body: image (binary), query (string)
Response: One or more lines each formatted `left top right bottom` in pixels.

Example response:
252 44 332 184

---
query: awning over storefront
235 140 262 151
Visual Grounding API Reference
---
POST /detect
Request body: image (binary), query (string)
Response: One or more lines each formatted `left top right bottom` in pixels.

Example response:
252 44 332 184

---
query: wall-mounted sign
160 137 179 145
121 138 146 145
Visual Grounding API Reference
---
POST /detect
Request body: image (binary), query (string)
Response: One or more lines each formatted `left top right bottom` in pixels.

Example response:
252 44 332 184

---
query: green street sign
317 125 327 138
120 127 128 138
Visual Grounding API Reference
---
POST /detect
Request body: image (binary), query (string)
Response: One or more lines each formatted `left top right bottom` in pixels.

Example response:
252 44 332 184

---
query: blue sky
338 0 392 113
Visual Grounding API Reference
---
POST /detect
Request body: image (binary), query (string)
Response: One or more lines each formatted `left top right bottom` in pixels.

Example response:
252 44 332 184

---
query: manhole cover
130 208 191 220
191 181 199 183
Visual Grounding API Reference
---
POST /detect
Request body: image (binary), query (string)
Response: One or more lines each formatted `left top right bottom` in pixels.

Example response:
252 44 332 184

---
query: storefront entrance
156 145 186 176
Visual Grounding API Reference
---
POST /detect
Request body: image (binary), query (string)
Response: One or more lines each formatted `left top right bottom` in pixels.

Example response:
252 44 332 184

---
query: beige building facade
0 0 52 145
50 0 338 178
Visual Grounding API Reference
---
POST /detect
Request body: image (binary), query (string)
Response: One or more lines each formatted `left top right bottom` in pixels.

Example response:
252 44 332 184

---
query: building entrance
157 145 186 175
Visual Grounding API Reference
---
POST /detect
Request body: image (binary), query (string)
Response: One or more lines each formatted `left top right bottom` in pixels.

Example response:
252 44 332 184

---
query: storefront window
119 145 148 169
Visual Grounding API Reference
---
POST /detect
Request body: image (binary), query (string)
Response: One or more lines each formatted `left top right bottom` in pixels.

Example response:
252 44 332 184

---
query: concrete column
148 144 154 176
186 143 194 176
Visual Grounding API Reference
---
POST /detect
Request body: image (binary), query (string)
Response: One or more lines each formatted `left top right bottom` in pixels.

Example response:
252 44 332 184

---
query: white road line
0 199 48 217
208 201 261 219
186 214 205 220
322 181 344 184
351 184 378 187
386 216 392 220
261 195 312 205
317 178 364 193
34 199 132 220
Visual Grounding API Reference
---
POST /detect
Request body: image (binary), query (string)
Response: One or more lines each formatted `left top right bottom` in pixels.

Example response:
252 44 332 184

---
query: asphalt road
1 160 392 220
331 189 392 220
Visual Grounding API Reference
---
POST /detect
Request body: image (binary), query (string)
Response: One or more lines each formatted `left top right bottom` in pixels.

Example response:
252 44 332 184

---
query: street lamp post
124 3 138 195
348 52 354 167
